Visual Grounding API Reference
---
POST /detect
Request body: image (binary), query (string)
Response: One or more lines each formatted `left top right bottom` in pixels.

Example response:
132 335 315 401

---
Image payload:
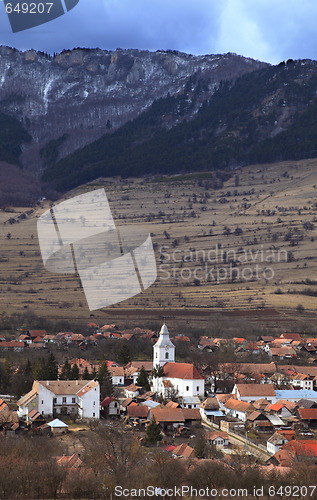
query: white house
152 324 204 400
109 366 124 386
200 397 223 422
223 398 254 422
17 380 100 420
232 383 276 404
100 397 120 416
205 430 229 448
291 374 314 391
267 432 289 455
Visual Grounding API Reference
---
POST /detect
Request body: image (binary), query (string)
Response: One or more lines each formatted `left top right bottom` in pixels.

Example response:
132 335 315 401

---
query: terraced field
1 158 317 330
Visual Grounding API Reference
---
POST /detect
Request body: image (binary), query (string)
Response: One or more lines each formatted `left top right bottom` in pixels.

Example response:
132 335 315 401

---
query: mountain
42 58 317 192
1 47 317 199
0 46 266 176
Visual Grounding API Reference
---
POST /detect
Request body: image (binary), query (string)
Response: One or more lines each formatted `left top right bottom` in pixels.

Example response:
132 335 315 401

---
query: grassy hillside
3 158 317 331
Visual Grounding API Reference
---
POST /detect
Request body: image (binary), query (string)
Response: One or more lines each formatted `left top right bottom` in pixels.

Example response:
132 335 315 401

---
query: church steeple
153 323 175 367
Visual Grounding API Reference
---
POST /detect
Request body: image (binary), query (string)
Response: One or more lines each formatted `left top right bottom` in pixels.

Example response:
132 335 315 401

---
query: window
41 400 44 404
186 386 189 391
93 401 95 406
93 412 95 417
156 352 158 358
53 398 57 404
62 397 67 404
196 386 199 392
72 397 76 403
165 352 169 359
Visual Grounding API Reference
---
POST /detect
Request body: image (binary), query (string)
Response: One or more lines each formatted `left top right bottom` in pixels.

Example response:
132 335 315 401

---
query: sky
0 0 317 64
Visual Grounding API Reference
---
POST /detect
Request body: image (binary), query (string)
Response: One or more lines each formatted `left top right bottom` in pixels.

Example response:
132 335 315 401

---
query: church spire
153 323 175 367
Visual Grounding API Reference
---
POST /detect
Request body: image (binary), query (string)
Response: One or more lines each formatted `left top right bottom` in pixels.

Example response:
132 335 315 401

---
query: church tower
153 323 175 367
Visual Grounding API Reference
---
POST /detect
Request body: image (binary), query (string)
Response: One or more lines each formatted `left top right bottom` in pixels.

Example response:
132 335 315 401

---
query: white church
152 324 205 406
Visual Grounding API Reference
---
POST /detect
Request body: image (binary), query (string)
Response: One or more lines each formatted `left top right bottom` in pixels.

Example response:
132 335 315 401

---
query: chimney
76 380 78 385
46 381 49 386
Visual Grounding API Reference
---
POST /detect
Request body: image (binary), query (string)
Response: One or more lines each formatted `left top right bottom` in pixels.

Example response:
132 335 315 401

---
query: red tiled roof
182 408 201 421
29 330 46 337
205 431 229 441
269 403 284 411
163 362 203 380
283 439 317 457
173 443 195 458
100 397 114 408
224 398 253 412
277 429 296 440
109 366 124 377
281 334 302 342
127 405 149 418
298 408 317 420
76 381 99 397
235 384 276 397
151 407 185 423
165 401 180 408
0 341 22 348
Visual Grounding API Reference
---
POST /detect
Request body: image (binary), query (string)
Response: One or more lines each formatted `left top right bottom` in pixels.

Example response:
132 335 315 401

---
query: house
260 336 275 343
124 361 153 385
43 335 57 344
18 334 32 345
27 409 46 427
205 431 229 447
124 384 141 399
223 398 254 422
109 366 124 386
149 407 185 432
267 402 293 419
100 397 120 417
172 443 195 459
267 431 289 455
280 333 303 343
291 373 314 390
232 383 276 404
200 397 222 423
152 324 204 399
247 411 273 432
296 408 317 427
182 408 201 426
271 440 317 467
252 399 272 411
180 396 202 409
17 380 100 420
0 341 24 352
127 404 149 422
28 330 46 340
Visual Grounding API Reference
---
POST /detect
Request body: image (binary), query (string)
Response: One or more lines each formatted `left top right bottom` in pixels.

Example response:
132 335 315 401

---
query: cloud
215 0 317 63
0 0 316 63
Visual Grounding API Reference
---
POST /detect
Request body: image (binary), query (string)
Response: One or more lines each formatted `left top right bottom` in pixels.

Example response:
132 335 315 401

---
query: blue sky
0 0 317 63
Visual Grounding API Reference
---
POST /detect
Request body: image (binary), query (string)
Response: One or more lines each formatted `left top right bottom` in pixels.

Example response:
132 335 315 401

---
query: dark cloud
0 0 316 62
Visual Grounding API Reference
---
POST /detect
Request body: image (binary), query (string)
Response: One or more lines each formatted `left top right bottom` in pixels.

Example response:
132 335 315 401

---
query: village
1 320 317 479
